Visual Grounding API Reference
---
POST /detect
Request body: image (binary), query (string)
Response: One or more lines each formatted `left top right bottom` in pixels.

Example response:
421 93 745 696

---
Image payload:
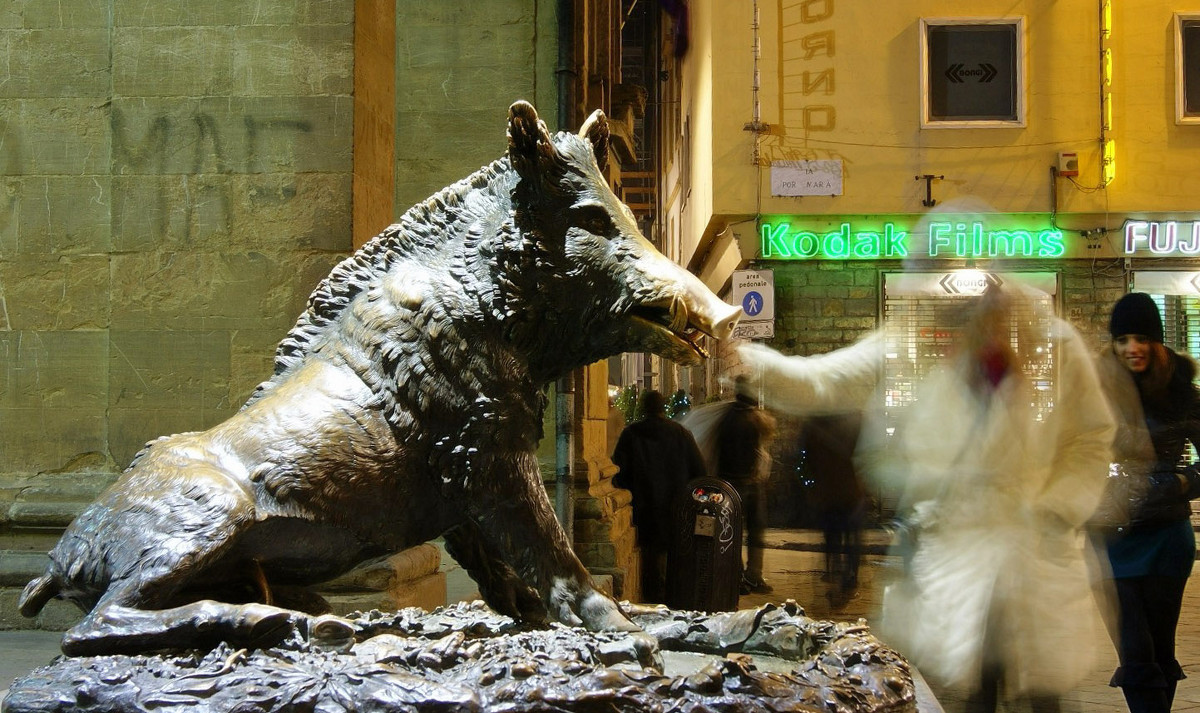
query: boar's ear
507 100 561 181
579 109 610 174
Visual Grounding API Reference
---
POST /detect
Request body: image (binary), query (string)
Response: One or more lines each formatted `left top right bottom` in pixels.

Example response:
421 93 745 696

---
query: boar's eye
570 203 615 236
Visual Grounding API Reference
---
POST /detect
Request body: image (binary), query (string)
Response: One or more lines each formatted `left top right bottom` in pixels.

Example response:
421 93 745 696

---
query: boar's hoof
579 590 639 632
309 613 356 652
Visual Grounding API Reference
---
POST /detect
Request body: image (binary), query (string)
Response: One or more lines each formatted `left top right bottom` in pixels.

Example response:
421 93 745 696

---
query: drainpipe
556 0 576 132
554 0 577 536
554 377 575 538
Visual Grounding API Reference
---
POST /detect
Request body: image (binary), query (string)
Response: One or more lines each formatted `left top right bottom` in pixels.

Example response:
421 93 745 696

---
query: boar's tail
18 573 59 617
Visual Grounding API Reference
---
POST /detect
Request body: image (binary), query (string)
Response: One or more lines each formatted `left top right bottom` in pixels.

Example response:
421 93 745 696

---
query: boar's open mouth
629 296 712 359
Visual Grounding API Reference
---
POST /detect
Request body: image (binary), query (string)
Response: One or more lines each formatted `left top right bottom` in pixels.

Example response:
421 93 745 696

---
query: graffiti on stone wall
0 107 323 246
109 108 316 242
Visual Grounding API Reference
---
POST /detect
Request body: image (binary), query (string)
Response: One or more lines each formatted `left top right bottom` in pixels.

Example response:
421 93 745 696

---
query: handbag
1088 462 1148 531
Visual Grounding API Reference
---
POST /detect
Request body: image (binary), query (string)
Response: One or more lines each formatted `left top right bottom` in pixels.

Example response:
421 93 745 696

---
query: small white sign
770 160 843 196
732 269 775 322
731 321 775 340
883 271 1058 298
1132 271 1200 295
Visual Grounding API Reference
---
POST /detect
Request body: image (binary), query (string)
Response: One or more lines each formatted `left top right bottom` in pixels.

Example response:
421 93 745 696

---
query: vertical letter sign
731 269 774 340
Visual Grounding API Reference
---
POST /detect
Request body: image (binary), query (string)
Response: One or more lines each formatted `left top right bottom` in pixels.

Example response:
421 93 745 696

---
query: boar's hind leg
443 522 547 623
62 586 303 657
60 493 304 656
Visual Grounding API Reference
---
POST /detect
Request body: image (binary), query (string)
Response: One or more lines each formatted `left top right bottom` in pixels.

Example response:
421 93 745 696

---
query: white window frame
919 17 1027 129
1175 13 1200 124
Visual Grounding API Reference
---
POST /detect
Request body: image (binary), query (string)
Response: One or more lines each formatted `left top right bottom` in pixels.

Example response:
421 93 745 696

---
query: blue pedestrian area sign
731 269 774 339
742 291 764 316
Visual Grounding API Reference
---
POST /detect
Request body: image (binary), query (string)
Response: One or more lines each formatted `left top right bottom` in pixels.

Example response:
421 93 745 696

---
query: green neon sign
760 220 1066 260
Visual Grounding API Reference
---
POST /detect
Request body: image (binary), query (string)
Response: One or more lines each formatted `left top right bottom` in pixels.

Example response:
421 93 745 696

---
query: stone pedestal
319 544 446 615
571 361 640 601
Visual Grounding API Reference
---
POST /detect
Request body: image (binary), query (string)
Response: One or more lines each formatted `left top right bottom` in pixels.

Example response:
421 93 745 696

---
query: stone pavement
2 528 1199 712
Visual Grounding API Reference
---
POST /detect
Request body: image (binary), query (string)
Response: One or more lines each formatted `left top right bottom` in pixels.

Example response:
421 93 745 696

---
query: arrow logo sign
944 63 998 84
939 272 1004 295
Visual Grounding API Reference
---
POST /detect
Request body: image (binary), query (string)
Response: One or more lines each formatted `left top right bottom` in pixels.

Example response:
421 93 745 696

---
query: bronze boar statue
18 101 740 656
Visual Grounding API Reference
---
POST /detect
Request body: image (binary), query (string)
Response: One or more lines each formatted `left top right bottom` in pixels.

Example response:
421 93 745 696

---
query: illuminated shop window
1150 294 1200 468
920 18 1025 128
881 290 1056 426
871 272 1056 516
1150 293 1200 357
1175 13 1200 124
880 273 1058 428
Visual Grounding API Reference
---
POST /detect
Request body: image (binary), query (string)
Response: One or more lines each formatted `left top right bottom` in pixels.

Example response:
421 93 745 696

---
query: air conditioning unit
1057 152 1079 177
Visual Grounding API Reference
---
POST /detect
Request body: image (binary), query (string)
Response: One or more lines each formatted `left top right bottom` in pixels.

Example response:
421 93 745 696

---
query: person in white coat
738 285 1116 713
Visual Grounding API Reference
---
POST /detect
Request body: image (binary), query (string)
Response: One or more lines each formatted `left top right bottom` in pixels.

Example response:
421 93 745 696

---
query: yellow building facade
664 1 1200 344
654 0 1200 522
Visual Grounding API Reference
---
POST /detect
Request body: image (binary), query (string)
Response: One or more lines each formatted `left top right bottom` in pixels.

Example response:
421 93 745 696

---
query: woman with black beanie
1096 292 1200 713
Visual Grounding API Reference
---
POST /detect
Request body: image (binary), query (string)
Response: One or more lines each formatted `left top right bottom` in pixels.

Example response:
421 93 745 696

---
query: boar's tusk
669 296 690 335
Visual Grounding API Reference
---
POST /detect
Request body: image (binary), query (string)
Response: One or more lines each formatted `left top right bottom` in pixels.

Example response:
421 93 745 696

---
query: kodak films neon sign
760 220 1065 260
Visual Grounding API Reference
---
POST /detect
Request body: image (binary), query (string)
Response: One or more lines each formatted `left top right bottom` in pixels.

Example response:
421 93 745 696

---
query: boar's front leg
442 520 546 623
461 456 637 632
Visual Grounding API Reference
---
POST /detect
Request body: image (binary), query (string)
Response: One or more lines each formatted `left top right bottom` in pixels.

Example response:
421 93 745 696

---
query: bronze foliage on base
4 601 915 713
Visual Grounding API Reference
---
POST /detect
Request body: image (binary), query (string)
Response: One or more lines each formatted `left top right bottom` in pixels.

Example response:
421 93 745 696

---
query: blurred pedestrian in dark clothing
612 390 708 603
801 411 867 604
715 375 777 594
1093 292 1200 713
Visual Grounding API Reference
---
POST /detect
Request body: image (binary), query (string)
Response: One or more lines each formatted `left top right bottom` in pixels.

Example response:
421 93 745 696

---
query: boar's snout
710 299 741 341
627 256 742 366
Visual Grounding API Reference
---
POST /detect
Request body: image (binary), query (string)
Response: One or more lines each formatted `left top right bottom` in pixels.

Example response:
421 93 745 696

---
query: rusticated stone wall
0 1 356 628
393 1 558 212
0 0 355 478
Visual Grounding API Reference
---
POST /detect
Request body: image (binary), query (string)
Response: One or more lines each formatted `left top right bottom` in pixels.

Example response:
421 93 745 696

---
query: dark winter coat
613 415 707 548
714 395 776 483
1099 348 1200 529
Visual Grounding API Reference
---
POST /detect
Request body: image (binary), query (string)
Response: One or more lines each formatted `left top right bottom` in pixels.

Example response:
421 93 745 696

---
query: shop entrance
875 271 1060 515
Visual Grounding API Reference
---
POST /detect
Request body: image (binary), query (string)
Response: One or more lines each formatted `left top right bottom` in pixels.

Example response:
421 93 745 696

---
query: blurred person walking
801 411 868 605
612 390 707 604
738 285 1115 713
1092 292 1200 713
713 375 777 594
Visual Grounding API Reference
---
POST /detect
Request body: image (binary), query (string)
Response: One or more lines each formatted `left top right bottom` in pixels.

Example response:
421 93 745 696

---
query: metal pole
552 0 577 538
554 375 575 536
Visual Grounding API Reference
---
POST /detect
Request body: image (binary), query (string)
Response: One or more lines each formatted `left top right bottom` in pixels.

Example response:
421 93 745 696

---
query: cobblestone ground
739 530 1200 713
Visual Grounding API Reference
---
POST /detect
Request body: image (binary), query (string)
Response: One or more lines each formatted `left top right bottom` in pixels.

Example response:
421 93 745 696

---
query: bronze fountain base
3 600 914 713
